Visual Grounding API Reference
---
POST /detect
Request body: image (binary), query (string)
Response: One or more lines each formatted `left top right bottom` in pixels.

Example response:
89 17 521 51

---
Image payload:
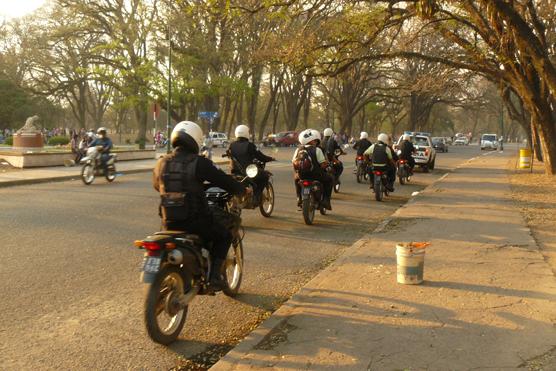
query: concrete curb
211 153 494 371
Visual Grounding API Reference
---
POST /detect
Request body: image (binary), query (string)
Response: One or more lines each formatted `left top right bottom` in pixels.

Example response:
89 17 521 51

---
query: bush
4 136 13 145
47 136 70 146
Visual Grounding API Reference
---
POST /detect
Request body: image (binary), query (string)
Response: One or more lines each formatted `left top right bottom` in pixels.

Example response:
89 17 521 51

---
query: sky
0 0 46 19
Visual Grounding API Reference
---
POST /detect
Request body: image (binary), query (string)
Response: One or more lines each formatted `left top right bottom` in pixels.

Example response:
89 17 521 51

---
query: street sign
198 111 219 119
153 103 160 120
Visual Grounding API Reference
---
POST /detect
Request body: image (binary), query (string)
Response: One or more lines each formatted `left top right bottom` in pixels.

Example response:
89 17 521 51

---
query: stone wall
0 150 156 168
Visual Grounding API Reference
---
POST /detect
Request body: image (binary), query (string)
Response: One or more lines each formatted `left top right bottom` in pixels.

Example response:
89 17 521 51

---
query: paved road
0 145 479 370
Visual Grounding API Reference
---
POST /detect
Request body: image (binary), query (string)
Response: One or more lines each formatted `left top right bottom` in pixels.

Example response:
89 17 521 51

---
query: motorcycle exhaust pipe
168 249 183 265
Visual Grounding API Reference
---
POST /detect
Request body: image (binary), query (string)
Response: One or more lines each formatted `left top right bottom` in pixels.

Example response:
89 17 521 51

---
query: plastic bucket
396 243 425 284
519 148 531 169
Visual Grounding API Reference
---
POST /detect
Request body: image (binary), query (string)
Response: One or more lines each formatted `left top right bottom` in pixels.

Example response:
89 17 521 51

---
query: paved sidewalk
213 151 556 370
0 157 228 187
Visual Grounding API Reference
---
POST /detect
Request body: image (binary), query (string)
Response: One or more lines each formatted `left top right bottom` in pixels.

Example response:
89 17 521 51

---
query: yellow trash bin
519 148 531 169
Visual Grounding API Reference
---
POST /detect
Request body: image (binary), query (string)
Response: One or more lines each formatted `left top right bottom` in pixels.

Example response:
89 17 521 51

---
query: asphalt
0 145 477 370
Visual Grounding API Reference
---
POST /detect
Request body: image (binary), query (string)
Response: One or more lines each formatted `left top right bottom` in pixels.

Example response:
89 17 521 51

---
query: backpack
293 146 314 174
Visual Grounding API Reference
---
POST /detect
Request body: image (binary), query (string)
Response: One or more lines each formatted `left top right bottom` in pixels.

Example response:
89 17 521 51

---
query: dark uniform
353 138 372 156
153 148 245 262
399 140 416 170
294 144 333 209
229 137 273 199
322 136 344 178
366 142 396 190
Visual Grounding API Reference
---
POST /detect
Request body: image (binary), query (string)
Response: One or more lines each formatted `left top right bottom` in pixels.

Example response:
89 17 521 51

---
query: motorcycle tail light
399 160 406 164
357 156 364 160
142 241 162 251
374 171 383 175
302 180 312 187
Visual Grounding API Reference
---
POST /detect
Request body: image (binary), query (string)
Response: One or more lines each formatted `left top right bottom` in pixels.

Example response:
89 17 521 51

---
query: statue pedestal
13 132 44 150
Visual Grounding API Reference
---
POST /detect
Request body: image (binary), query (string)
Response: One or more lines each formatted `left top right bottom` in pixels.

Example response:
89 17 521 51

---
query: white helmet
360 131 369 140
403 134 411 141
323 128 333 137
234 124 250 139
299 129 321 145
377 133 389 143
171 121 204 152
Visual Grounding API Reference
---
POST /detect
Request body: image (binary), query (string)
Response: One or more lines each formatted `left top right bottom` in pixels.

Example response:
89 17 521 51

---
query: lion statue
17 115 40 134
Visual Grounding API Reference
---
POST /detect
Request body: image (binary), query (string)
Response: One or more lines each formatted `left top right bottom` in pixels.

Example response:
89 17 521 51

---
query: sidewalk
0 156 228 188
213 151 556 370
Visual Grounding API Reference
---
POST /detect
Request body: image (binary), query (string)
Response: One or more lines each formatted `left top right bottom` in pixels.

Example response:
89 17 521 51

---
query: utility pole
166 25 172 154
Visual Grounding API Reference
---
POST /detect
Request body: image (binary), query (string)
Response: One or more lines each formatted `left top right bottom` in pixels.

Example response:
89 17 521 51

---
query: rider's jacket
229 138 273 175
153 148 245 223
364 142 392 168
353 138 372 156
292 145 326 179
400 140 415 160
89 137 113 153
322 136 341 161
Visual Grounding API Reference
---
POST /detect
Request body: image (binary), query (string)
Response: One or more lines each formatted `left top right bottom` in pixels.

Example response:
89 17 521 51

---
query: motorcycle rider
229 124 275 200
364 133 396 192
293 129 333 210
153 121 250 290
399 133 416 174
321 128 346 183
353 131 372 168
88 127 113 174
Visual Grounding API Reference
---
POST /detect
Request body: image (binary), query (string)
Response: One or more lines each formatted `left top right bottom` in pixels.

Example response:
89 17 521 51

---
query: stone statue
17 115 40 134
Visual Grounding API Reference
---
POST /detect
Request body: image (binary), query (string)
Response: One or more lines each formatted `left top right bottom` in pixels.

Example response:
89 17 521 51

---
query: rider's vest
400 141 414 160
298 145 322 179
371 143 389 167
159 153 207 222
230 139 251 175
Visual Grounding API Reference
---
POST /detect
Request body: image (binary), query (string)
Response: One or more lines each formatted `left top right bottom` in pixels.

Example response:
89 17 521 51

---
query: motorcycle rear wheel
144 266 189 345
259 182 275 217
302 197 315 225
223 239 244 297
356 167 363 183
333 179 341 193
81 164 95 185
105 165 116 182
374 180 383 202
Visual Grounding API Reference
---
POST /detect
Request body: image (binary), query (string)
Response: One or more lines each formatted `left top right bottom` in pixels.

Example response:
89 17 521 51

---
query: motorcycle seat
154 231 204 245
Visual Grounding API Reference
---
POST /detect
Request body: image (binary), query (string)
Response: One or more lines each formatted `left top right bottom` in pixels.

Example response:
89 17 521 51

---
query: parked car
274 131 298 147
454 137 469 145
263 133 276 147
207 132 229 148
396 133 436 172
432 137 448 153
480 133 498 150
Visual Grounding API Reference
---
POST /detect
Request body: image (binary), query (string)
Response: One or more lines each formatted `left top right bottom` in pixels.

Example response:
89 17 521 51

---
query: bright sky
0 0 46 19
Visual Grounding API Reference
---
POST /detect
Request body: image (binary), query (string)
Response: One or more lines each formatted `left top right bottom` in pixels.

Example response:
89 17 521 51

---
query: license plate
417 152 425 157
303 188 311 195
143 257 161 273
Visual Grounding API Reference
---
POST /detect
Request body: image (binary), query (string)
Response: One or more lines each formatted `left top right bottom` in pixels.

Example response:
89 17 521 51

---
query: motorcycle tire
144 265 189 345
374 179 383 202
259 182 275 218
422 165 429 173
430 159 435 170
105 165 116 182
81 164 95 185
333 179 341 193
399 175 406 185
356 167 363 183
223 239 244 297
302 197 315 225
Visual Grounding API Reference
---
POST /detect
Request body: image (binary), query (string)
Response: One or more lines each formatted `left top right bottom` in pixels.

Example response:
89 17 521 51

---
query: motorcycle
223 153 275 217
331 149 346 193
299 178 327 225
397 159 411 185
372 168 389 201
355 155 369 184
80 146 117 185
136 165 257 345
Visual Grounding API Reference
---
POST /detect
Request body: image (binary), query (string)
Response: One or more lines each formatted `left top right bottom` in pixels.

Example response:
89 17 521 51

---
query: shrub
47 136 70 146
4 136 13 145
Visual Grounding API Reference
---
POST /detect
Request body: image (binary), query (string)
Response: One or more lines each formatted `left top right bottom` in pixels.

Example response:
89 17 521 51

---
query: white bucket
396 243 426 284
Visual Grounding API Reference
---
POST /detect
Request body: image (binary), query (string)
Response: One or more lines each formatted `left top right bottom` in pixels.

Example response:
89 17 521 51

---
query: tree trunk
134 101 148 149
247 65 263 140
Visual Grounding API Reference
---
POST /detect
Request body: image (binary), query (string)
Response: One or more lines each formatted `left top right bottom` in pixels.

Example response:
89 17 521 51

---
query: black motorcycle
135 172 256 345
372 168 389 201
299 179 327 225
224 153 275 217
355 155 369 184
397 159 411 185
331 149 345 193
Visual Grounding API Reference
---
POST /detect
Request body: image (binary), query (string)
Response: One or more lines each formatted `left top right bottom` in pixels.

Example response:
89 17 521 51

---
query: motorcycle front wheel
259 182 275 217
223 239 244 297
105 165 116 182
302 196 315 225
81 164 95 185
144 265 189 345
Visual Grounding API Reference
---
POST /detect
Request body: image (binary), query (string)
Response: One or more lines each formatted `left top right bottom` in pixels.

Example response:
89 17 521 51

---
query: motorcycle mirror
246 164 259 178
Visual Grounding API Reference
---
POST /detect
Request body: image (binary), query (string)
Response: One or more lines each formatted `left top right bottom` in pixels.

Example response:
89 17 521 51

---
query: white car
454 137 468 145
207 132 229 148
481 134 498 150
396 134 437 172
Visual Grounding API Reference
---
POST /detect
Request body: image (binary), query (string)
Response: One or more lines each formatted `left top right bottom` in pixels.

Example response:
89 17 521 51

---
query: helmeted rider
88 127 113 174
399 133 416 174
228 124 275 200
292 129 333 210
321 127 346 181
153 121 250 290
364 133 396 192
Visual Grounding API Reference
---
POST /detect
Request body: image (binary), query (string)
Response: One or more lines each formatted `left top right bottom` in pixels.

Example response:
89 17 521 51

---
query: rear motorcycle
397 159 411 185
355 155 369 184
299 179 327 225
372 168 389 202
136 168 256 345
80 145 117 185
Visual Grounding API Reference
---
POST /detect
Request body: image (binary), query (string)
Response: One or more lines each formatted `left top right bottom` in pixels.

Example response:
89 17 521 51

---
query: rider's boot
209 258 227 291
322 197 332 211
